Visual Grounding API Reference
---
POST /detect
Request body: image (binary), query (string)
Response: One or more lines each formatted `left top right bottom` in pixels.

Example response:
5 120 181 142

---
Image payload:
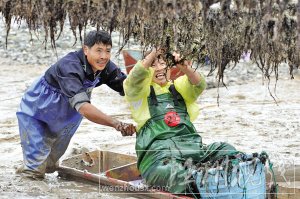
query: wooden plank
57 166 191 199
61 150 137 174
105 162 140 181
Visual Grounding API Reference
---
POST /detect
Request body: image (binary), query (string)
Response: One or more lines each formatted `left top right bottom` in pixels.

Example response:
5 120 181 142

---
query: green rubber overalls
136 85 238 194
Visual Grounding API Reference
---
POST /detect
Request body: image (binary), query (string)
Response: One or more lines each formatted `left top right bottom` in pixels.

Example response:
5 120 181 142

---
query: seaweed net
0 0 299 83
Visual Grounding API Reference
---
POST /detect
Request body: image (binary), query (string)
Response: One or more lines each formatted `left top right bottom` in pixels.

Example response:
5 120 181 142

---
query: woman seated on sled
123 48 239 195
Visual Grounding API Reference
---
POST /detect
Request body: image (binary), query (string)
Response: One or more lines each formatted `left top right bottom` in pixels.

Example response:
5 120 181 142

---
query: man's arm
79 102 136 136
98 61 127 96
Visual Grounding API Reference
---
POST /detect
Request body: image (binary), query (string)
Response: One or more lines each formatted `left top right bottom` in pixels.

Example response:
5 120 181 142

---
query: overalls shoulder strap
147 84 188 122
168 84 181 106
149 84 184 106
149 85 158 106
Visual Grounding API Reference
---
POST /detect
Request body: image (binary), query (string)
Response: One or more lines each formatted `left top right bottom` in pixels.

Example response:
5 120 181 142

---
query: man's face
152 58 171 86
83 43 112 72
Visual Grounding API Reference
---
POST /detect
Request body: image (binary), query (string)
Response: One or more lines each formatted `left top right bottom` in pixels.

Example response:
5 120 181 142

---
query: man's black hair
84 30 112 47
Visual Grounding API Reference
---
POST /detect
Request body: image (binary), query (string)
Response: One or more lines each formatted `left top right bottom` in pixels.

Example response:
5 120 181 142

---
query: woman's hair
84 30 112 47
143 50 167 66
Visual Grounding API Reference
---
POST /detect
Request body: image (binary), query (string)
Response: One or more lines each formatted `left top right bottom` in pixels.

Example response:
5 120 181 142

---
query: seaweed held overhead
0 0 299 81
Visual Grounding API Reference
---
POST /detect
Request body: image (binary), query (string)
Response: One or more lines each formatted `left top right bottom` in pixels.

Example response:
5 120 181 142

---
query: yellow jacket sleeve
174 72 206 121
123 61 154 130
124 61 153 100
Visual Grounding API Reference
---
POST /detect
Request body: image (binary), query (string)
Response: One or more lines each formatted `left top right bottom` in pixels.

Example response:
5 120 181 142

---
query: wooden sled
57 150 300 199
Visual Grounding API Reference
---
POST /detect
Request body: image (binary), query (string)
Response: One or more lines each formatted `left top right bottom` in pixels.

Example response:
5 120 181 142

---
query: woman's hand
172 52 201 85
142 48 163 68
172 52 192 73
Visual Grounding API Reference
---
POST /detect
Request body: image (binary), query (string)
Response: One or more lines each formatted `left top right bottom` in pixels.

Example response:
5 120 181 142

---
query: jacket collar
77 49 94 76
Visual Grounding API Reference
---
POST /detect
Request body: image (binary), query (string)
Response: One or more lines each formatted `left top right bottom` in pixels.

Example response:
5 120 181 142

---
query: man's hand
115 121 136 136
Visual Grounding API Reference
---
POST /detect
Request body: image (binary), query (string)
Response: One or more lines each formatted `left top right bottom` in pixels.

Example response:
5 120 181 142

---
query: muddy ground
1 56 299 198
0 18 300 199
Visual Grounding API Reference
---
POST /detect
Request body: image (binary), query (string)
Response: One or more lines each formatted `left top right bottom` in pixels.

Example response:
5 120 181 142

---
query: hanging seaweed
0 0 299 82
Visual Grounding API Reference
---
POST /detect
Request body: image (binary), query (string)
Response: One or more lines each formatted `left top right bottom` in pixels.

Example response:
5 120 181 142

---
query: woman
123 49 238 195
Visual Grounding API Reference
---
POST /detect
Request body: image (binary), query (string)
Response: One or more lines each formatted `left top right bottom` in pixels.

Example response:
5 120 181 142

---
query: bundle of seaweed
192 152 277 196
0 0 299 83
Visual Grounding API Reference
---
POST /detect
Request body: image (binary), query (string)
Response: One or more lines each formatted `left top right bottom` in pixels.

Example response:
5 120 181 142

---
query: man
16 30 136 179
123 49 238 195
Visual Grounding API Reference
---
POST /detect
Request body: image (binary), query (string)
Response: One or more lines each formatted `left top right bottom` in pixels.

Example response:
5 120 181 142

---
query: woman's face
151 57 171 86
